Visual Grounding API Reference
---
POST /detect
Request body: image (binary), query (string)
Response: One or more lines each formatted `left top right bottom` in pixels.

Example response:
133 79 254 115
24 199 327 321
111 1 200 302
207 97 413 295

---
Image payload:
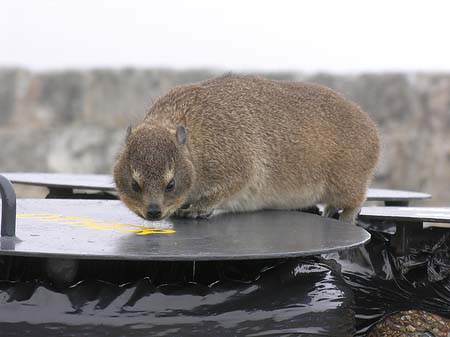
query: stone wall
1 68 449 205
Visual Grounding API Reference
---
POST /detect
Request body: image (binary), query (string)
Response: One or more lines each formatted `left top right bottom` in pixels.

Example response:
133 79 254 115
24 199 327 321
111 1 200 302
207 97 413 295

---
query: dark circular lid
2 173 431 202
360 206 450 223
367 188 431 202
1 173 115 191
0 199 370 261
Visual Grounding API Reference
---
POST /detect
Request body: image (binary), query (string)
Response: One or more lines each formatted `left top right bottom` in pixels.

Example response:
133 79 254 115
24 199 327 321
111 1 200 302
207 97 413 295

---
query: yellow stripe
17 213 175 235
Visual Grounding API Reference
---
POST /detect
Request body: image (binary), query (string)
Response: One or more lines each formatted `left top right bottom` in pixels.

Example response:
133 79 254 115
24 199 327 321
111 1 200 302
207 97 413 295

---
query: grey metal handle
0 175 16 236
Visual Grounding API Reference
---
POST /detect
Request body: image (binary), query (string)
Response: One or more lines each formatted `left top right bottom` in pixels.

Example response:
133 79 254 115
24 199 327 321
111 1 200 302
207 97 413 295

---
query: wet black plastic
2 214 449 336
329 227 450 336
0 257 355 337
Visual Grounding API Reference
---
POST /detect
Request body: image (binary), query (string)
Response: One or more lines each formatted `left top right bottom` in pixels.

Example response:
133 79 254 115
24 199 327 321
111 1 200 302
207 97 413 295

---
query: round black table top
360 207 450 223
0 199 370 261
1 173 115 191
1 173 432 202
366 188 431 202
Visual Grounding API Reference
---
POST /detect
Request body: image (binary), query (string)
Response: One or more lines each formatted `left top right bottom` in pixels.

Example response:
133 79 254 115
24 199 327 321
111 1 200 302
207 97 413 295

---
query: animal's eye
131 179 141 193
166 178 175 192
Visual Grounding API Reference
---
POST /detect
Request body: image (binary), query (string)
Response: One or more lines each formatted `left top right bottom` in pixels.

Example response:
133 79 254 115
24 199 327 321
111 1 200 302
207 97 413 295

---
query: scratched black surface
0 173 115 191
0 199 369 260
360 206 450 223
366 188 431 202
1 172 432 202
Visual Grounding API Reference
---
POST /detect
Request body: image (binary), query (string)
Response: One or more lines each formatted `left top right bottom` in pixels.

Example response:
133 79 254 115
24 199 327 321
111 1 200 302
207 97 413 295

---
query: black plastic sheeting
0 257 355 337
328 226 450 336
2 226 450 337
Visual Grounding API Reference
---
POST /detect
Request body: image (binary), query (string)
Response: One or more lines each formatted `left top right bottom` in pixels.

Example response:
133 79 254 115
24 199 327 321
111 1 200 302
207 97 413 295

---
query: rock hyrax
114 75 380 223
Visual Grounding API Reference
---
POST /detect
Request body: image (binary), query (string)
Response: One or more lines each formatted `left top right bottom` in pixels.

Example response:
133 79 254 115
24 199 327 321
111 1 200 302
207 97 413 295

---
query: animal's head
113 124 194 221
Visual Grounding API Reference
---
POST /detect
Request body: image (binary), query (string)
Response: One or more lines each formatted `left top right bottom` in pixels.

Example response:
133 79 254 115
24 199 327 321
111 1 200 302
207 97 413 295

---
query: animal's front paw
174 206 214 219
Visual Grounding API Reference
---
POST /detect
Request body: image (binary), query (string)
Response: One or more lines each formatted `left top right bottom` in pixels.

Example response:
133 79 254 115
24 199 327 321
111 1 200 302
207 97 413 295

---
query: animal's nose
147 204 162 219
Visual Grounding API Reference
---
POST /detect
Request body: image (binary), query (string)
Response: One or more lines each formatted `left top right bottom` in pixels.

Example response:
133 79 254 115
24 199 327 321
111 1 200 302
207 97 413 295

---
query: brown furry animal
113 75 380 223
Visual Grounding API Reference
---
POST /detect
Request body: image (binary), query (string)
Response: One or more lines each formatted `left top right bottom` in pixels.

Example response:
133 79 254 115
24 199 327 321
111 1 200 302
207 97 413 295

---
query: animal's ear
125 125 132 142
176 125 187 145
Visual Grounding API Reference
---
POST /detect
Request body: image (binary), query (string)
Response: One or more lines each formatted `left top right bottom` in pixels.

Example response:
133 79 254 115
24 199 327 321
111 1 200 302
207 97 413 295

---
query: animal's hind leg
339 207 360 224
323 205 339 218
333 180 367 224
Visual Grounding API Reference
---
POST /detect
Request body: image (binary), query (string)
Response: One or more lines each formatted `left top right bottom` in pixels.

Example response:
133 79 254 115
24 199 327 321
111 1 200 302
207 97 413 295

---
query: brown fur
114 75 380 223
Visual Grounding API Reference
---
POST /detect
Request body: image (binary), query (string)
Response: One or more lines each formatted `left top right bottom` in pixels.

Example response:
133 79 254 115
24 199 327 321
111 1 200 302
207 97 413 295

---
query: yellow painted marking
17 213 175 235
121 228 176 235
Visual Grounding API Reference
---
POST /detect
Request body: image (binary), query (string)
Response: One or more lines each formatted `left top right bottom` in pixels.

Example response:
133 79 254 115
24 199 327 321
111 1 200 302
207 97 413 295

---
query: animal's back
146 75 380 221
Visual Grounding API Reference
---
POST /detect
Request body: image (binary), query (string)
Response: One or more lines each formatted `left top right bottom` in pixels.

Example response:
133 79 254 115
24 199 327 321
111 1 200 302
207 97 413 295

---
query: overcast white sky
1 0 449 73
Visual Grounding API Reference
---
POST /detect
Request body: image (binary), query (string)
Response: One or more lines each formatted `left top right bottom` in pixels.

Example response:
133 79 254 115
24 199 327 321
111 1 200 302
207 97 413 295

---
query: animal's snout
146 204 162 220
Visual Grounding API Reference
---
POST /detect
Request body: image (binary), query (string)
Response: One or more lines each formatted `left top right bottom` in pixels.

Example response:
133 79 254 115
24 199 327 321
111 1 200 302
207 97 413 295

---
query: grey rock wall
0 68 449 205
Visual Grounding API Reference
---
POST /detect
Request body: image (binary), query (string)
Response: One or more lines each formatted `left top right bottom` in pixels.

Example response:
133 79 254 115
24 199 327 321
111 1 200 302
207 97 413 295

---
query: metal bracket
0 175 16 237
46 188 117 200
46 187 75 199
391 221 423 255
384 200 410 207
